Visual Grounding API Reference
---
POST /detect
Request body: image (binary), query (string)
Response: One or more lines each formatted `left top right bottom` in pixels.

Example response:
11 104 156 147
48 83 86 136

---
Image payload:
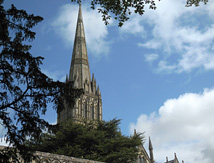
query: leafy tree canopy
32 119 144 163
71 0 209 27
71 0 158 27
186 0 209 7
0 0 82 161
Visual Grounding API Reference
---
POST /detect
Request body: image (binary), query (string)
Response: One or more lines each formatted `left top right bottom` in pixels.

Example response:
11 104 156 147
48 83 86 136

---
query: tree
186 0 209 7
0 1 82 161
32 119 144 163
71 0 209 27
71 0 158 27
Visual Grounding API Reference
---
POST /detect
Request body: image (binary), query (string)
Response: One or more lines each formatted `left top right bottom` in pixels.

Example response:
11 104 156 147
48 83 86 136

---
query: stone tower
57 3 102 123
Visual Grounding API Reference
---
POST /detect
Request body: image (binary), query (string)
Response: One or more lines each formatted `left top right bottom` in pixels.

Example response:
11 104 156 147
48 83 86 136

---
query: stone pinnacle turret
149 137 155 163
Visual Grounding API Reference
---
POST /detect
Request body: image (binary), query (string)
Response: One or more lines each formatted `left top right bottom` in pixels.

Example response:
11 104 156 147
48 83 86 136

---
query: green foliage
186 0 209 7
32 119 144 163
71 0 158 27
0 1 82 161
71 0 209 27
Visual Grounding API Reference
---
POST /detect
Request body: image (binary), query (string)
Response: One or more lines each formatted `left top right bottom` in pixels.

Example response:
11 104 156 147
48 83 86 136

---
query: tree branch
0 83 29 111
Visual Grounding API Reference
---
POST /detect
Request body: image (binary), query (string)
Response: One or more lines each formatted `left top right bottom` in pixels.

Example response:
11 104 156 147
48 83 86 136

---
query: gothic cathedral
57 4 102 123
56 3 156 163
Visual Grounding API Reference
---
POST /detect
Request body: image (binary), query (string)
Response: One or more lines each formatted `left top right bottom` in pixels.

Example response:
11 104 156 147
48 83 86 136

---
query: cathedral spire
69 3 91 90
58 2 102 124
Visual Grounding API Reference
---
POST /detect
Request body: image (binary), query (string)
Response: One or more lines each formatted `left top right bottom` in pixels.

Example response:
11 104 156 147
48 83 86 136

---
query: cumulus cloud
130 88 214 163
52 4 110 57
121 0 214 73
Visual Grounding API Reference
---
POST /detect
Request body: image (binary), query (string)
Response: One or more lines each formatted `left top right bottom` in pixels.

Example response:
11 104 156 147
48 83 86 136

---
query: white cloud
42 69 66 82
157 60 176 73
130 88 214 163
121 0 214 73
144 53 159 63
120 15 146 35
206 1 214 18
138 41 161 50
51 4 110 57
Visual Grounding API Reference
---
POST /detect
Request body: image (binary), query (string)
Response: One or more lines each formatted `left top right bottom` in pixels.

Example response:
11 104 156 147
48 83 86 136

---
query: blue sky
2 0 214 162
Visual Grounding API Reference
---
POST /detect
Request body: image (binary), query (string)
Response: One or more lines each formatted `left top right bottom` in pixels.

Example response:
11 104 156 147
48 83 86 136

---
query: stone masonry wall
33 151 105 163
0 146 104 163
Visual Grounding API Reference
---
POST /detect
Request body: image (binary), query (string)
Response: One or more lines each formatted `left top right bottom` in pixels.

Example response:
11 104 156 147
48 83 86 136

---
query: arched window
95 106 99 119
84 101 87 118
91 105 94 120
142 157 145 163
138 157 141 163
78 101 81 117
